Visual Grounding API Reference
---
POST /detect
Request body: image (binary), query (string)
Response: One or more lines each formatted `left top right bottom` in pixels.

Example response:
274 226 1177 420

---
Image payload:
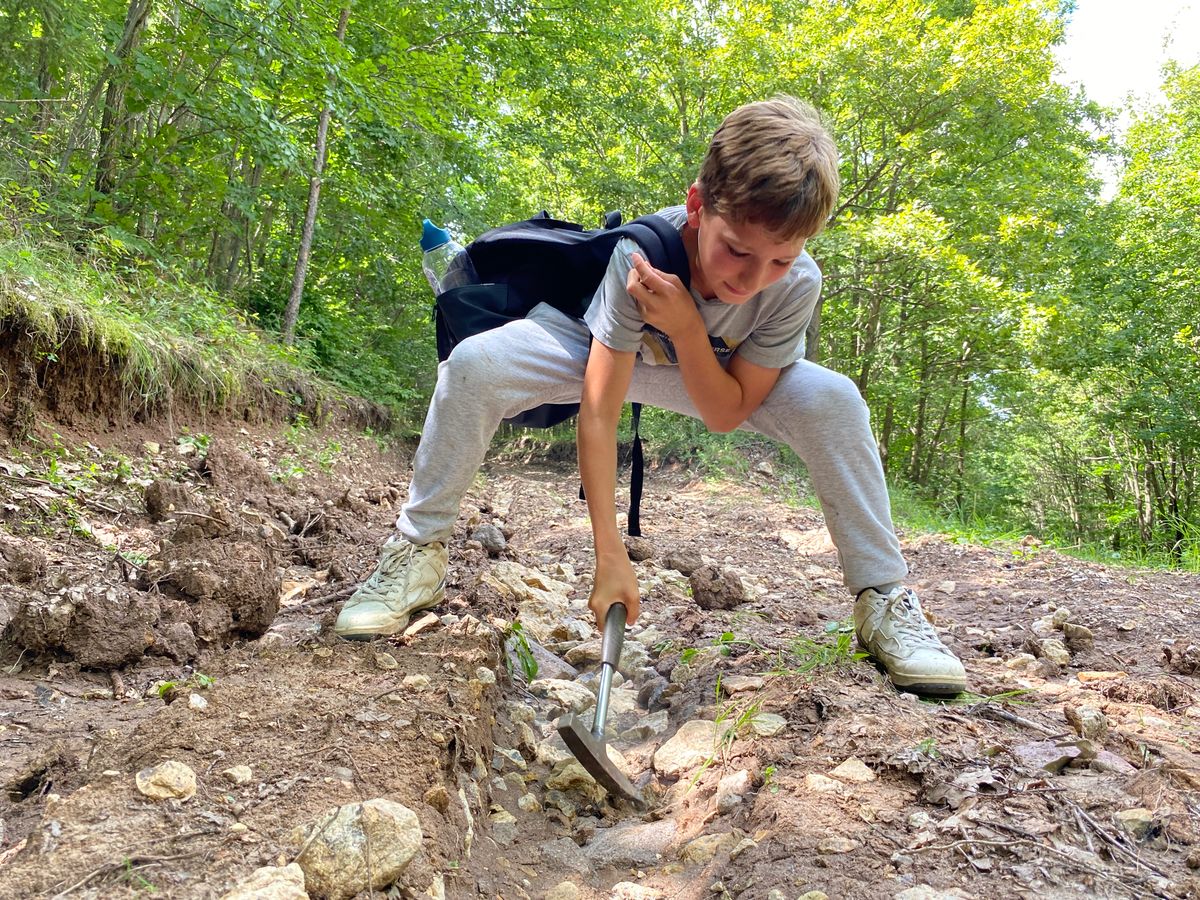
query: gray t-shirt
583 206 821 368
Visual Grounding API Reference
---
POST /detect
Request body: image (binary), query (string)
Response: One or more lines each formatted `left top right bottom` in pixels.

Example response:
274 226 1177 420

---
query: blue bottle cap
420 218 452 252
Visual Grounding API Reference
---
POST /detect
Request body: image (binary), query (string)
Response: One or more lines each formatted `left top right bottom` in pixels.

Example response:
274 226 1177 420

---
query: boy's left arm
629 257 781 433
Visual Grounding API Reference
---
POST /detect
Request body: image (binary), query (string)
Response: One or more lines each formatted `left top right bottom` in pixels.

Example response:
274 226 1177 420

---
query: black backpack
433 210 690 535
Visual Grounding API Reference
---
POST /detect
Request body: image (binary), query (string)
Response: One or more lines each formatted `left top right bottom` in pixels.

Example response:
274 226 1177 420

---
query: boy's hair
697 96 840 239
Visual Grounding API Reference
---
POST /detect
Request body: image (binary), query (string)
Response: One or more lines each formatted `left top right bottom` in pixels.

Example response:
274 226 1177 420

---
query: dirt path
1 419 1198 899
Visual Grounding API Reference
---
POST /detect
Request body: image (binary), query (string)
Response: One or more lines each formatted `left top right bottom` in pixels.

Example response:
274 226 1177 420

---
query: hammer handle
592 602 628 737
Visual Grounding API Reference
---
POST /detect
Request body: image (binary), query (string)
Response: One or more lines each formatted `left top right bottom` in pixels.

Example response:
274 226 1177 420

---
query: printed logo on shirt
640 325 740 366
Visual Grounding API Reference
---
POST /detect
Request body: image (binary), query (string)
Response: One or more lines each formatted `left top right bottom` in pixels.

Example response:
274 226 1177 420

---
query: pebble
620 708 670 741
730 837 757 858
546 882 582 900
1078 670 1127 682
680 832 739 864
223 765 253 786
895 888 969 900
1039 638 1071 667
750 712 787 737
470 524 506 555
1051 607 1072 627
1004 653 1037 670
716 769 751 813
492 746 526 772
1062 622 1094 650
518 792 541 812
585 819 678 868
831 757 876 784
610 884 663 900
907 811 931 829
401 674 431 691
1064 705 1108 740
799 893 830 900
804 773 844 793
818 836 860 854
720 674 764 695
218 863 307 900
1114 807 1155 839
403 612 440 638
530 678 596 713
475 666 497 685
135 761 197 801
489 807 517 825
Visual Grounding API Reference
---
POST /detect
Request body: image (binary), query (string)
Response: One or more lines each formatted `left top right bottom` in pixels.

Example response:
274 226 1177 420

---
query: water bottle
420 219 477 294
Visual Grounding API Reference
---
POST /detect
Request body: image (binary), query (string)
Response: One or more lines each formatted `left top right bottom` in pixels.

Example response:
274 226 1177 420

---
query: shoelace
355 542 418 600
886 591 949 651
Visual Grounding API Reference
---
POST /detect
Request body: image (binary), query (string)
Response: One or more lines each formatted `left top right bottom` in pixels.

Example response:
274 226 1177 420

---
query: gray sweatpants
396 303 907 595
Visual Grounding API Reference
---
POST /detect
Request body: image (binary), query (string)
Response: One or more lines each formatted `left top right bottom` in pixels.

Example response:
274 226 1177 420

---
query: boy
335 97 967 696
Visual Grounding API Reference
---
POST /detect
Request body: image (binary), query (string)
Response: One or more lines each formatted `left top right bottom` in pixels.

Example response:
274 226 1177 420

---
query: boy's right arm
578 338 640 627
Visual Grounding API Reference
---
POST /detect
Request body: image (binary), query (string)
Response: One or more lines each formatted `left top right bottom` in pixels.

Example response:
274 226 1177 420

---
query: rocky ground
1 414 1199 900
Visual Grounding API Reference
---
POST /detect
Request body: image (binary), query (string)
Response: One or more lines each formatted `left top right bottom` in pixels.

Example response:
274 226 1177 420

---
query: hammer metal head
556 713 645 807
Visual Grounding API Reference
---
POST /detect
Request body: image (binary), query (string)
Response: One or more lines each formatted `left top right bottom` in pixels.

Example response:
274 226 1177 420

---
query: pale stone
620 708 669 741
610 884 663 900
563 639 650 676
530 678 596 713
536 739 572 768
228 823 249 834
1051 607 1072 627
720 675 765 695
1078 670 1127 682
546 882 582 900
716 769 751 813
1039 638 1071 667
1062 622 1094 650
585 819 678 868
401 674 431 691
489 807 517 825
1064 705 1108 740
1114 807 1155 839
799 893 830 900
518 792 541 812
492 746 526 772
818 836 859 854
475 666 496 685
188 693 209 711
135 761 197 801
292 799 422 899
936 581 956 595
750 712 787 737
895 888 971 900
403 611 440 638
547 761 606 801
830 757 876 784
1004 653 1037 670
373 652 398 670
730 837 757 859
908 811 931 829
223 765 253 786
804 773 843 793
219 863 307 900
680 832 740 864
481 562 573 642
653 720 718 777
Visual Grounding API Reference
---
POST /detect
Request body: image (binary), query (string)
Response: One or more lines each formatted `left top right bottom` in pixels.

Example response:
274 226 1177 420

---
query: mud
0 393 1199 898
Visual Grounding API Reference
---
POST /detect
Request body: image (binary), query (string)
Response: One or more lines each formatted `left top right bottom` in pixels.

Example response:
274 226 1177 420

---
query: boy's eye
727 243 749 258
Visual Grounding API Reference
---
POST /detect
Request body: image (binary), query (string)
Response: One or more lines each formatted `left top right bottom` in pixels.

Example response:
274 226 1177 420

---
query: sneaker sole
859 645 967 697
335 587 445 642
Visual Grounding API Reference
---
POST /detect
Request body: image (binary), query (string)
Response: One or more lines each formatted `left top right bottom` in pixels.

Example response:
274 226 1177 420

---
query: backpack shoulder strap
619 215 691 290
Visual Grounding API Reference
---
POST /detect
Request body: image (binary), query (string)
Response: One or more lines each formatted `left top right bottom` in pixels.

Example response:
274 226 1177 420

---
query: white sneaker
334 538 448 640
854 587 967 695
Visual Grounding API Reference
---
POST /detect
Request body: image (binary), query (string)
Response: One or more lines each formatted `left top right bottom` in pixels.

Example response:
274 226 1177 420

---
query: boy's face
685 184 808 304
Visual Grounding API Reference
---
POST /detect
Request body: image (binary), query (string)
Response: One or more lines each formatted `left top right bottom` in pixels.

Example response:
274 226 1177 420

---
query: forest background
0 0 1197 570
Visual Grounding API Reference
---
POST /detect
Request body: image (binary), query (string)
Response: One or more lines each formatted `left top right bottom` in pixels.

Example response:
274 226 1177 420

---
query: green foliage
0 0 1196 568
504 621 539 682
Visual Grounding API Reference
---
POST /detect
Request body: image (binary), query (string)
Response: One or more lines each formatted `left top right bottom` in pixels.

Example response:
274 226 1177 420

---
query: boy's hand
627 253 701 341
588 551 641 628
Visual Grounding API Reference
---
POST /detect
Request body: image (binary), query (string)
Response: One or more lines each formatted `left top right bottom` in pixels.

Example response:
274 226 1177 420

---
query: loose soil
1 401 1199 898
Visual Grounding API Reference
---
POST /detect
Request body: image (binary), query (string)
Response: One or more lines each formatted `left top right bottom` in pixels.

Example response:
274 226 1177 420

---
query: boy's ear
685 183 704 226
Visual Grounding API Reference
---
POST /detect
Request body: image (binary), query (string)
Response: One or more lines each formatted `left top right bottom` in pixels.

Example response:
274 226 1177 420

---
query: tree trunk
66 0 152 190
281 5 351 345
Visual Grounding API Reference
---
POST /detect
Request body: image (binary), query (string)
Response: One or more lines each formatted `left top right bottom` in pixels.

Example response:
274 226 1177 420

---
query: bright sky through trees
1055 0 1200 107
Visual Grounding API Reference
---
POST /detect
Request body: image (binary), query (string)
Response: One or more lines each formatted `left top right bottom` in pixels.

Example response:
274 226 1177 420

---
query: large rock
292 799 422 899
219 864 307 899
481 562 573 642
564 639 650 677
584 819 678 867
653 720 719 778
530 678 596 713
